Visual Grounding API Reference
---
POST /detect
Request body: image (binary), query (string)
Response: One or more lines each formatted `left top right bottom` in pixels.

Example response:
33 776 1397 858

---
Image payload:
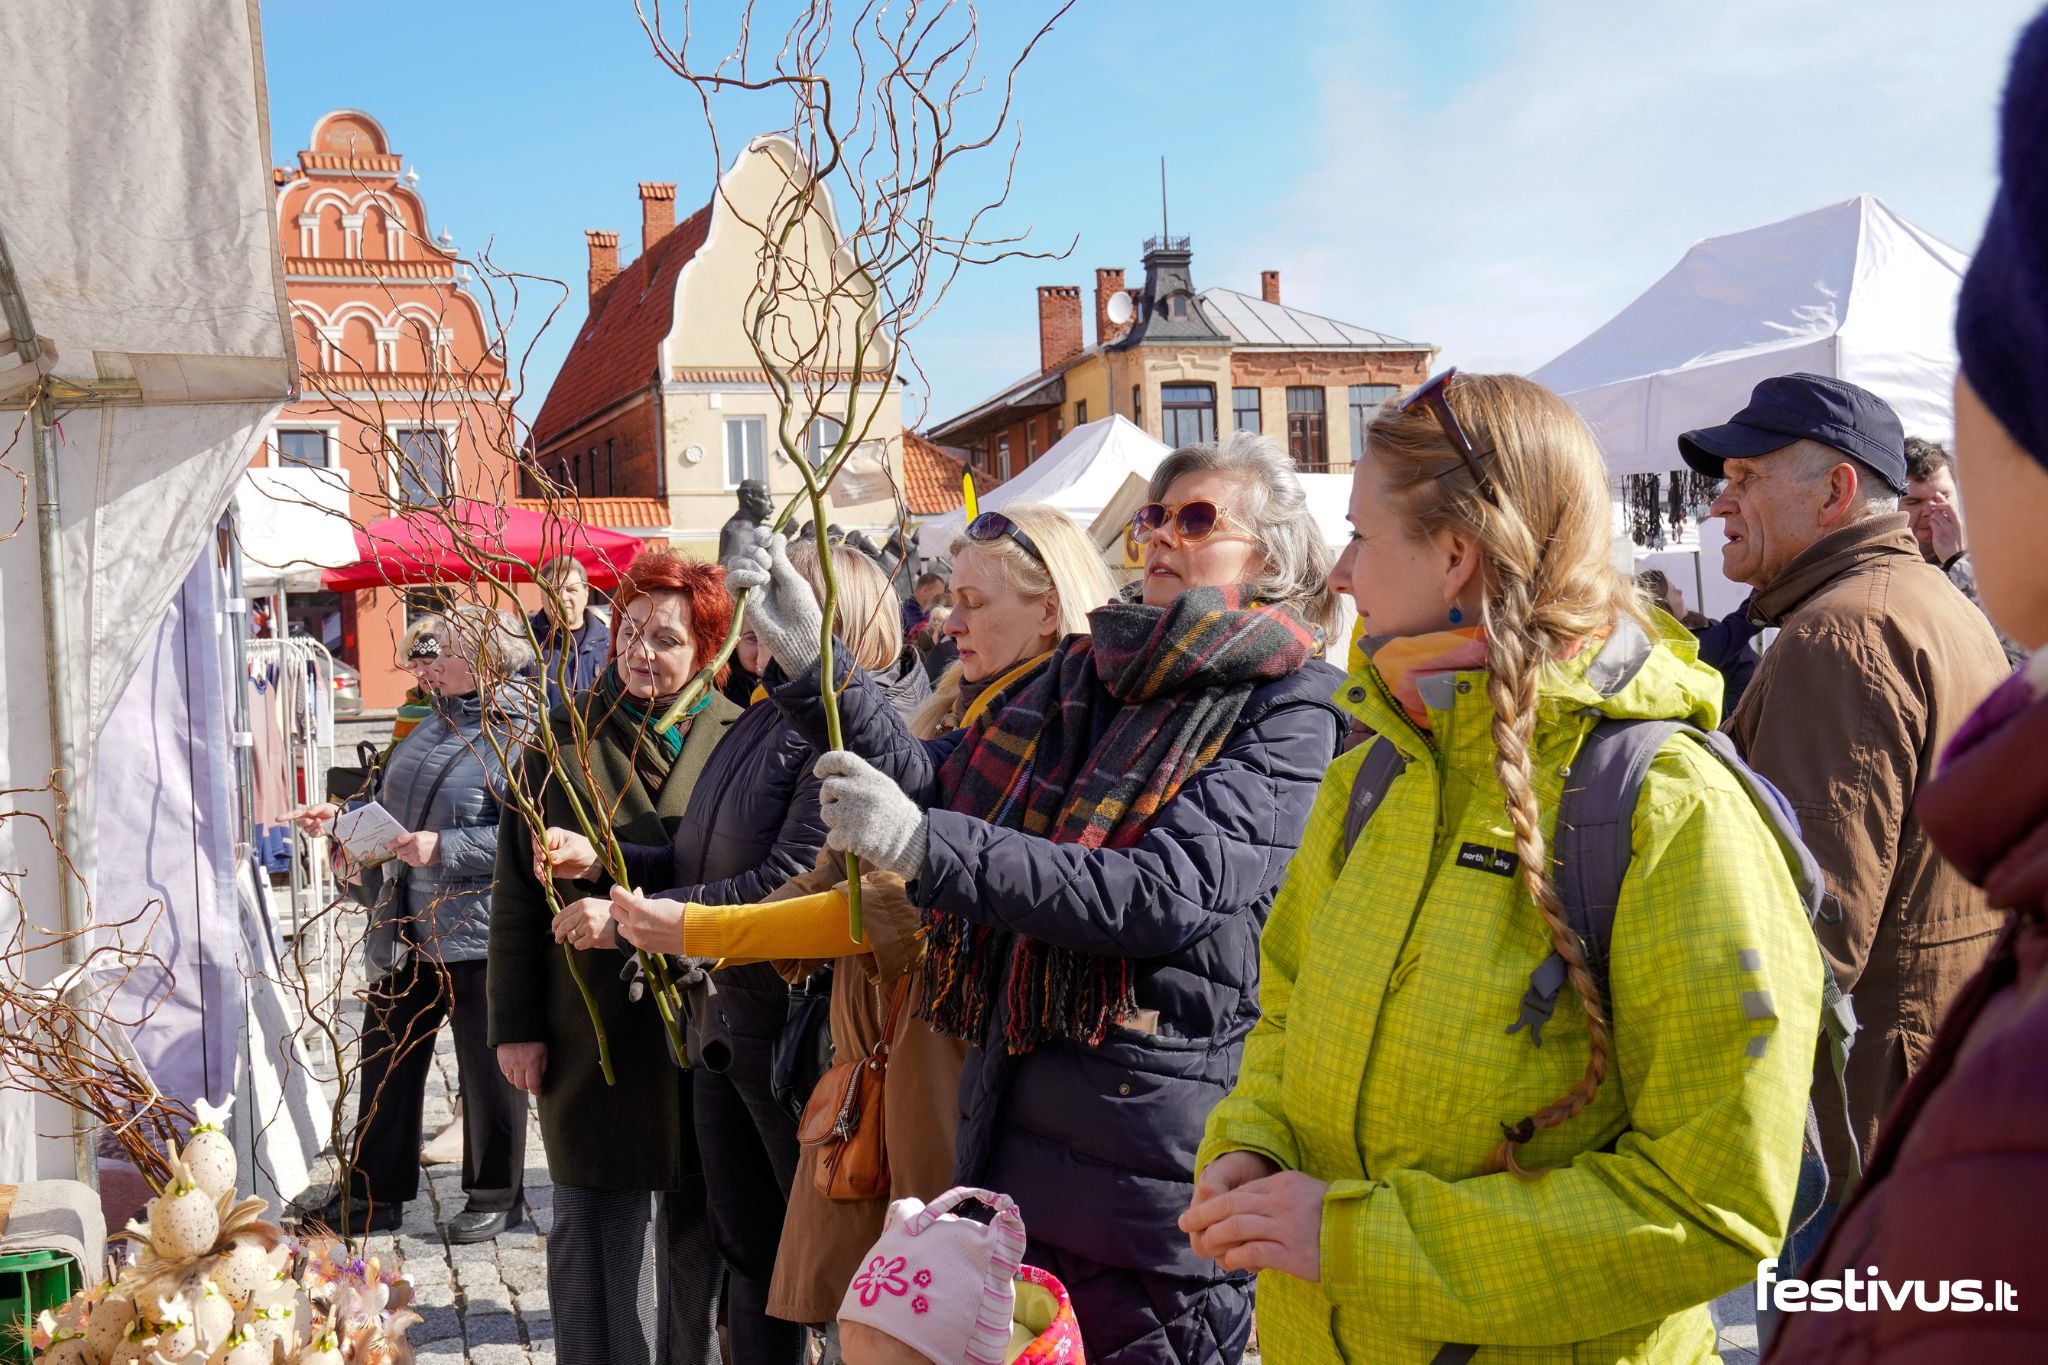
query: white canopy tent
0 0 298 1183
1531 195 1968 617
916 415 1172 561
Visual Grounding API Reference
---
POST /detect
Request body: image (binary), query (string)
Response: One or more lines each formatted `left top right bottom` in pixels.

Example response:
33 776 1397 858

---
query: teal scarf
593 664 709 774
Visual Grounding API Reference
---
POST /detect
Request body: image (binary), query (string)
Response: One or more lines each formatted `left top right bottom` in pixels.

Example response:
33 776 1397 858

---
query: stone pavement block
448 1237 498 1265
468 1346 532 1365
464 1312 523 1347
501 1260 548 1295
411 1304 461 1343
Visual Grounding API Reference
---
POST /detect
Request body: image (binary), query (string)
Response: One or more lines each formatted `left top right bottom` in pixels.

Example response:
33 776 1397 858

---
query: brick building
926 238 1435 479
263 110 517 708
531 136 906 559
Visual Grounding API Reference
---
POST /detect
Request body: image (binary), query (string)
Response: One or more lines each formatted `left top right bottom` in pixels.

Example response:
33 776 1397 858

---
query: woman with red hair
490 549 739 1365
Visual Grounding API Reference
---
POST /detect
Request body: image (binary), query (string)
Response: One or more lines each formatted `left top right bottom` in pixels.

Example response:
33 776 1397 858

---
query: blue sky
261 0 2038 431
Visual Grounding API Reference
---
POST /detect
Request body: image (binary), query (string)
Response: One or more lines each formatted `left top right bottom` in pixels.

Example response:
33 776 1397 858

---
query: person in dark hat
1765 12 2048 1360
1682 372 2010 1263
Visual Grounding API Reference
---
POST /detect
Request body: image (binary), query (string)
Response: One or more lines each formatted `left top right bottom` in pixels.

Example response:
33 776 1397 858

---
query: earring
1448 605 1465 626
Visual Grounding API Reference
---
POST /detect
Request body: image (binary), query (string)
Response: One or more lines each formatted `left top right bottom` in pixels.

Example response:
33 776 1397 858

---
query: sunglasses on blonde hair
966 510 1047 566
1398 367 1498 503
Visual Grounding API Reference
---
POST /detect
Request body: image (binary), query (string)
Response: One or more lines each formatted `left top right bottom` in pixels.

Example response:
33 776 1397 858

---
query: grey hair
431 604 539 679
1147 430 1339 639
1780 438 1901 517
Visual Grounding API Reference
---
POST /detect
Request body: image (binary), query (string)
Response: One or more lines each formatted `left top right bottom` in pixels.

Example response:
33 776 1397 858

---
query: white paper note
331 801 410 865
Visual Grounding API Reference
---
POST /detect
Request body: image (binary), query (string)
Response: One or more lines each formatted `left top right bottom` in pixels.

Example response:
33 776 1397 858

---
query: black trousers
548 1181 723 1365
347 955 527 1212
693 967 806 1365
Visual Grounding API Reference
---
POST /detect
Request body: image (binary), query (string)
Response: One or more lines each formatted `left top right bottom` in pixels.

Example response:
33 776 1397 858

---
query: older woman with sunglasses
728 432 1346 1365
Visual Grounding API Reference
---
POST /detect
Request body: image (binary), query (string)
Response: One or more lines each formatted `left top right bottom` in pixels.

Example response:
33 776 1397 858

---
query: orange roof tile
533 202 713 450
513 495 671 529
903 430 968 515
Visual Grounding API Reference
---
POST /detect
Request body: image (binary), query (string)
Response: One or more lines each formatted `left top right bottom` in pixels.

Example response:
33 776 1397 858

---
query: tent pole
0 224 99 1190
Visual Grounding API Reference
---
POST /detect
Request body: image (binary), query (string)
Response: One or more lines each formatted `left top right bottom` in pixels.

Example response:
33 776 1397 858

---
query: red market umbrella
321 498 643 592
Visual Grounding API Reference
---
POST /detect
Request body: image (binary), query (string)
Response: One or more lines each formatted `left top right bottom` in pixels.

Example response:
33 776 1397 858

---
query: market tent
1531 195 1968 476
0 0 297 1182
322 498 644 591
916 415 1172 561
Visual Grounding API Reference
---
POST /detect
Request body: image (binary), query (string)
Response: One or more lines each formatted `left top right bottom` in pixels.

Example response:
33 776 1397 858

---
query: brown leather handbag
797 976 909 1202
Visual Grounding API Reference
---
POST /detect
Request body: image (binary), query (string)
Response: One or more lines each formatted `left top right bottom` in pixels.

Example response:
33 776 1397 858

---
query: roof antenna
1160 156 1169 241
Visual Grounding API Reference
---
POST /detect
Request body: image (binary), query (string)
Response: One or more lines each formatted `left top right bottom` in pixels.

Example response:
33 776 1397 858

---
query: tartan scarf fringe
919 585 1315 1053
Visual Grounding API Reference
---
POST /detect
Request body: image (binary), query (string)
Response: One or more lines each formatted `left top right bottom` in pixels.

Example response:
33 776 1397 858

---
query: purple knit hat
1957 7 2048 469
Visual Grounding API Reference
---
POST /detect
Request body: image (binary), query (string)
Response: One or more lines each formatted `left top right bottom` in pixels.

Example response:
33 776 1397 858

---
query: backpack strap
1509 717 1684 1045
1341 735 1409 856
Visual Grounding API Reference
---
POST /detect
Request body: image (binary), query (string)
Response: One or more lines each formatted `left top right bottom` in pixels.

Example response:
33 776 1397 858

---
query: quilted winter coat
1197 616 1823 1364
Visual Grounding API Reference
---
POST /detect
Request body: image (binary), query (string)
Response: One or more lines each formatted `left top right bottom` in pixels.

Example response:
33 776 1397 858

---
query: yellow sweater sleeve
682 888 868 963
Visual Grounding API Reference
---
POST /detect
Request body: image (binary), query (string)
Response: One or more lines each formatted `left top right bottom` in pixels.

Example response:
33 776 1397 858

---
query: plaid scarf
920 585 1317 1053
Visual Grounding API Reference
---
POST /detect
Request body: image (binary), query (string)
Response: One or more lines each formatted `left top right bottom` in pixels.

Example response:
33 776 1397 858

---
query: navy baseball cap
1678 373 1908 493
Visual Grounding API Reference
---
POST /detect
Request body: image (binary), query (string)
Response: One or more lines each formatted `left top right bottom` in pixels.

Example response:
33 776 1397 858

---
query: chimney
1260 270 1282 305
1037 285 1084 372
639 182 677 252
586 229 619 299
1095 267 1130 346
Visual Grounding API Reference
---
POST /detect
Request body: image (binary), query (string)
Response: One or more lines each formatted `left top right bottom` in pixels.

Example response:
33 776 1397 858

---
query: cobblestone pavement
350 1031 554 1365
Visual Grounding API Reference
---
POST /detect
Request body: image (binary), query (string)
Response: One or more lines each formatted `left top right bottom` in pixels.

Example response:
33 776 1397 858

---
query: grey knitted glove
815 750 929 881
724 526 824 676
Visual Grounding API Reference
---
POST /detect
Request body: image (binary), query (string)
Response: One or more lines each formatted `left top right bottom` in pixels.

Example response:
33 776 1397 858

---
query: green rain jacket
1198 616 1821 1363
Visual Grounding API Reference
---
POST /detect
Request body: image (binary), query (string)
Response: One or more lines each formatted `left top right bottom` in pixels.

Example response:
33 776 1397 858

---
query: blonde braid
1480 555 1614 1179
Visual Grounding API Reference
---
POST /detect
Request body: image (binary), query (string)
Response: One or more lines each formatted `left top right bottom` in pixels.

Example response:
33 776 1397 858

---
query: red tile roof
903 430 969 515
533 203 712 450
513 495 672 530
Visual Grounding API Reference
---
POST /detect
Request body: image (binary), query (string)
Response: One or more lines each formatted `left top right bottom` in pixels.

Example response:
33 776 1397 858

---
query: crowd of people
273 15 2048 1363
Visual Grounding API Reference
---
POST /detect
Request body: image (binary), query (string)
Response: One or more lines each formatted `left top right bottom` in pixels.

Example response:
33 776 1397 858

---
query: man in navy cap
1683 373 2009 1248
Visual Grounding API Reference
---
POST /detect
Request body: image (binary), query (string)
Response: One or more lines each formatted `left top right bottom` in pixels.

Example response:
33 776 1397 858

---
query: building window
1348 384 1400 463
391 427 452 506
1285 387 1329 471
725 416 767 487
1026 421 1040 464
996 436 1012 481
276 428 329 468
605 437 617 495
1161 382 1217 448
1232 388 1262 434
1074 399 1088 427
806 414 844 469
1053 412 1064 440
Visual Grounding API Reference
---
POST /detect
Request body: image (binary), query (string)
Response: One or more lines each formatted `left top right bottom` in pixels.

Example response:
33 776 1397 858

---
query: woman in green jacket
1183 371 1822 1363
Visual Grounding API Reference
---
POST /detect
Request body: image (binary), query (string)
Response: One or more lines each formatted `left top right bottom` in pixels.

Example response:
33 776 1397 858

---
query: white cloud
1215 0 2036 375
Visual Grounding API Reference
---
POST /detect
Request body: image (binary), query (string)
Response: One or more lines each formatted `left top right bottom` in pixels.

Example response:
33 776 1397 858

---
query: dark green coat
488 688 743 1191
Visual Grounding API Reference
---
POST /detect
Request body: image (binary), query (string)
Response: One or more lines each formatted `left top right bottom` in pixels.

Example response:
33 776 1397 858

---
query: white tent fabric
1531 196 1968 476
917 415 1172 560
0 0 294 1181
236 466 360 591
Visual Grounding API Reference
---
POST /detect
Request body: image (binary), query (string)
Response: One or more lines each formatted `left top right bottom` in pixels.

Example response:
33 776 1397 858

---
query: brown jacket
1728 514 2010 1181
762 857 970 1326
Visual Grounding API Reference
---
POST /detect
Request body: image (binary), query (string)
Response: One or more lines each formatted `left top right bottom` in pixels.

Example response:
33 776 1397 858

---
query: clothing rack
245 636 338 983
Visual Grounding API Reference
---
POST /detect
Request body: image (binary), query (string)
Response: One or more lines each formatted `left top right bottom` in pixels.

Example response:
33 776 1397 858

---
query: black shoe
302 1195 403 1235
446 1205 520 1244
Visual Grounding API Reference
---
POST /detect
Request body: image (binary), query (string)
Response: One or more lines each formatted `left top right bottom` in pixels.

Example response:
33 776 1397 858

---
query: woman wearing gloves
547 543 922 1365
732 433 1346 1365
608 504 1114 1332
1181 372 1823 1363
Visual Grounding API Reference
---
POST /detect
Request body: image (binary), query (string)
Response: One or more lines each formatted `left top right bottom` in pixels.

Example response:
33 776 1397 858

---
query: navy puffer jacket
376 688 536 964
772 653 1344 1281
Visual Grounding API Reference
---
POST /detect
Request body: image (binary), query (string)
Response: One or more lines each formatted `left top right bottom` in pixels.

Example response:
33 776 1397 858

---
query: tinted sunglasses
966 511 1045 566
1397 367 1497 502
1131 498 1258 545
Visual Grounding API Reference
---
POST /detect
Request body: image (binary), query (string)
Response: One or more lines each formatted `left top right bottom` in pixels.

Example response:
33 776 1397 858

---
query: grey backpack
1343 718 1858 1365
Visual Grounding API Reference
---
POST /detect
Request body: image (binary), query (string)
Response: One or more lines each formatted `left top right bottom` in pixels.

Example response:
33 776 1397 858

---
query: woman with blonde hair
609 504 1112 1331
1182 372 1823 1362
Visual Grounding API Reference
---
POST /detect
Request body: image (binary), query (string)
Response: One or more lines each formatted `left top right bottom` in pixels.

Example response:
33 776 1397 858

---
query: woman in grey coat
290 605 538 1242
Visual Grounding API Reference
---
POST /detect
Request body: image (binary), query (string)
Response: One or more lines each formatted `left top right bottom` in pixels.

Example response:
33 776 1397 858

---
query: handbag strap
869 974 911 1063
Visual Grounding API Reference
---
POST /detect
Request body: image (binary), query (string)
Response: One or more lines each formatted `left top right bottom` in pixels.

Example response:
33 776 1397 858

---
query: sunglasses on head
966 511 1046 566
1396 367 1498 502
1131 498 1257 545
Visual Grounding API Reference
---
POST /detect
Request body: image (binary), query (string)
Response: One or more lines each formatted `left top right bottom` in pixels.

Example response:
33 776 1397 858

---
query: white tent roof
1531 196 1968 476
0 0 294 1180
917 414 1172 558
